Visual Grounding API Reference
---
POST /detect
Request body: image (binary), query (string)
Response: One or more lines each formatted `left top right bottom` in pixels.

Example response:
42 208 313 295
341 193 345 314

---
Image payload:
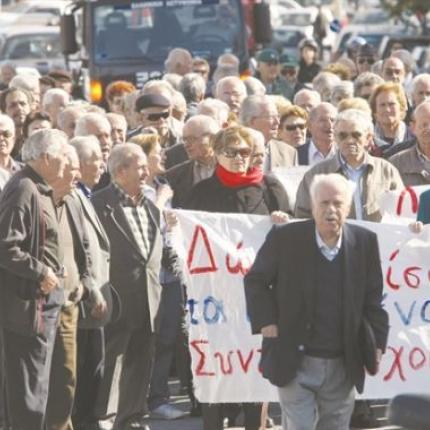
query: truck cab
61 0 271 104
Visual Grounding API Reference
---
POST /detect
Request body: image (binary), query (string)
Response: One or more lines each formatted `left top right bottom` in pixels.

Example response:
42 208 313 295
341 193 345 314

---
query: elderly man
75 112 112 164
389 101 430 186
255 49 289 97
68 136 111 429
0 87 32 157
179 73 206 118
42 88 70 128
355 43 378 75
411 73 430 107
245 173 389 430
215 76 247 115
296 102 337 166
166 115 220 208
295 109 404 221
164 48 193 76
0 129 68 430
58 105 85 139
353 72 384 101
9 74 41 110
0 63 16 90
240 95 297 172
0 114 22 190
93 143 163 430
107 112 127 145
293 88 321 113
381 57 406 85
44 144 97 430
197 98 230 128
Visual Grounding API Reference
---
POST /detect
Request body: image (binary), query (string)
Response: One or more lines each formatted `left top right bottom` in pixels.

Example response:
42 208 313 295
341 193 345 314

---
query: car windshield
93 0 243 63
1 33 61 60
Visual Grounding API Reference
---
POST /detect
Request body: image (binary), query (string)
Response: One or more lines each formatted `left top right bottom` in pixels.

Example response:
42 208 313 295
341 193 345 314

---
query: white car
0 26 65 75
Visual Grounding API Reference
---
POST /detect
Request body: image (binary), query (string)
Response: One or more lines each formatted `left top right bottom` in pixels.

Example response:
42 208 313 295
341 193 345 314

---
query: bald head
165 48 193 76
382 57 406 84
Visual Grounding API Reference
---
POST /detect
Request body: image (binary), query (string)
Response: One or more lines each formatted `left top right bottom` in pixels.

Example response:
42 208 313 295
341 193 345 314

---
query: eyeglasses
144 111 170 121
281 68 297 76
337 131 364 141
357 57 375 65
0 130 13 139
284 123 306 131
222 147 252 159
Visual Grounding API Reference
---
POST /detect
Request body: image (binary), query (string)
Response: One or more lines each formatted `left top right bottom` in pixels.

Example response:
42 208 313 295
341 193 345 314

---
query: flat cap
48 69 72 82
135 93 170 112
257 48 279 63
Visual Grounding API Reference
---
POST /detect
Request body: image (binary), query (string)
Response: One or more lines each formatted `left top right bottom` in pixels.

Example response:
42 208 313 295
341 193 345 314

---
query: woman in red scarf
184 125 290 430
185 125 290 215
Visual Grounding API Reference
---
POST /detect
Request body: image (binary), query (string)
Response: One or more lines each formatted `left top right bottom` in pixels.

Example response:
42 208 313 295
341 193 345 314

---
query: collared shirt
308 140 336 166
315 228 342 261
77 182 92 199
339 153 368 220
193 160 215 185
113 182 150 258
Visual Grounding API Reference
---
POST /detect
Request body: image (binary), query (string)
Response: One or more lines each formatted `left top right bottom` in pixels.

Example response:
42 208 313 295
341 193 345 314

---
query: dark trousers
202 403 261 430
148 281 183 410
72 327 104 428
2 310 59 430
45 304 79 430
95 319 155 429
0 331 5 428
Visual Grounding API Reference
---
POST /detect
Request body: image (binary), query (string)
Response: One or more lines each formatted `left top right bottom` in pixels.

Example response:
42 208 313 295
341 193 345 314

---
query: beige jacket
294 152 404 222
268 139 298 170
389 145 430 186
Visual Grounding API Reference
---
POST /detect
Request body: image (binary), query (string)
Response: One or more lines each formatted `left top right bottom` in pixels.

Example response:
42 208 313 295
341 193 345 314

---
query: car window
2 34 61 60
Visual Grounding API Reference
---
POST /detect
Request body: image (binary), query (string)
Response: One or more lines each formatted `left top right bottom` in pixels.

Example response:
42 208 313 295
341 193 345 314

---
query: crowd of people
0 37 427 430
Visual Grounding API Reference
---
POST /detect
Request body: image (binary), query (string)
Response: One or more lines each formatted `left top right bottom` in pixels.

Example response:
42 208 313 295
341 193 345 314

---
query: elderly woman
353 72 384 101
183 125 289 430
105 80 136 114
330 81 354 107
370 82 414 154
278 105 308 148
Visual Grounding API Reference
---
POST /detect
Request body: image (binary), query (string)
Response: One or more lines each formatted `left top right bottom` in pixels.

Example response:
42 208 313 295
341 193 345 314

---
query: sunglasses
357 57 375 65
285 123 306 131
222 147 252 159
144 111 170 121
281 68 297 76
0 130 13 138
337 131 364 141
265 60 279 66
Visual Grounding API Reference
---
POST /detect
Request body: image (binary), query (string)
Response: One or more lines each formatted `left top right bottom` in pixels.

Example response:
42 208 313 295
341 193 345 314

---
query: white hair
62 143 79 165
215 76 246 99
21 129 68 162
243 76 266 96
179 73 206 103
0 113 15 132
162 73 182 90
9 73 39 93
312 72 341 101
197 98 230 126
107 143 144 177
142 80 174 99
246 127 265 148
57 105 84 131
164 48 192 73
106 112 127 129
74 112 111 136
42 88 70 109
310 173 353 207
240 95 273 125
335 108 373 134
70 135 102 162
183 114 220 136
293 88 321 105
412 73 430 94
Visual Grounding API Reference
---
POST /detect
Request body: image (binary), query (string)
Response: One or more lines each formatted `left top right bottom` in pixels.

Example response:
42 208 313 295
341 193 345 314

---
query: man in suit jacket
69 136 113 429
240 95 297 172
245 173 389 430
166 115 220 208
93 143 163 430
297 102 337 166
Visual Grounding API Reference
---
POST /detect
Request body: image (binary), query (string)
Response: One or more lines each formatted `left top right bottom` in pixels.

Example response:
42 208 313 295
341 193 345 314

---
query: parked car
0 26 65 75
271 28 307 57
379 36 430 59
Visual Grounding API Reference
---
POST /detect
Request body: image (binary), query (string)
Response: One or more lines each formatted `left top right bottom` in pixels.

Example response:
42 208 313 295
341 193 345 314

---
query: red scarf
215 164 263 188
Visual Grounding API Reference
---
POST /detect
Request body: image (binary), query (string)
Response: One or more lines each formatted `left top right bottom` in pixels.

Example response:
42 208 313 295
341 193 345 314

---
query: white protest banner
171 211 430 402
379 185 430 222
272 166 310 209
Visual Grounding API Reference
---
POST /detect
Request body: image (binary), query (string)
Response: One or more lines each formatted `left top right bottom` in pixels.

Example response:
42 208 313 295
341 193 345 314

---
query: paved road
99 380 400 430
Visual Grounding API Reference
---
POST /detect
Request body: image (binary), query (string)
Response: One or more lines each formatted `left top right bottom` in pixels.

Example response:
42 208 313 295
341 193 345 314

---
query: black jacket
184 173 290 215
244 220 389 393
297 60 321 84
